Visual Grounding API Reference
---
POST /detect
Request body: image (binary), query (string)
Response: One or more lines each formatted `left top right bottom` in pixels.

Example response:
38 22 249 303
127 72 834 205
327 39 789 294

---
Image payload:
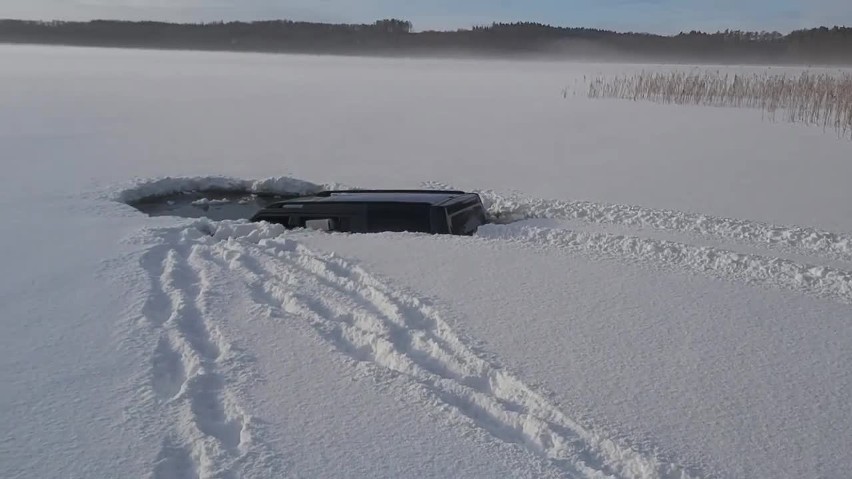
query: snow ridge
138 229 284 479
478 223 852 305
189 223 699 479
423 182 852 262
111 175 328 204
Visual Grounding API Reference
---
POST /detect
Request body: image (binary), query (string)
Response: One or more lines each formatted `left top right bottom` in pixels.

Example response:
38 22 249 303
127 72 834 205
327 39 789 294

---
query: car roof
271 190 475 207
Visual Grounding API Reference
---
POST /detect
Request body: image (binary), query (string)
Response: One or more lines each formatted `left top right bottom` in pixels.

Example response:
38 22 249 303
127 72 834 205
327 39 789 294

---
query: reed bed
587 70 852 139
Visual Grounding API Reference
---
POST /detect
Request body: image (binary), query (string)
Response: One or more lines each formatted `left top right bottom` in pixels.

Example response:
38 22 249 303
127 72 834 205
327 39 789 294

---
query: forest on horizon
1 18 851 64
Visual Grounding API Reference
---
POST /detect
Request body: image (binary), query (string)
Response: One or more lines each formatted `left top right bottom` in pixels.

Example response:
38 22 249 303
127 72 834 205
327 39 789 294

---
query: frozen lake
2 45 852 479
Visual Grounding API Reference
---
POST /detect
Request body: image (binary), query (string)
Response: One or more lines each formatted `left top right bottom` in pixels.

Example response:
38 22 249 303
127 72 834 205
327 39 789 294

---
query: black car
250 189 487 235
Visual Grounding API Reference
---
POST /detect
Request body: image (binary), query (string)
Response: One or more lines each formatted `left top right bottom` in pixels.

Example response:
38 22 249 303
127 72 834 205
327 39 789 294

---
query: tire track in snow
477 223 852 306
139 241 263 479
423 181 852 263
151 334 186 402
205 233 699 479
152 438 197 479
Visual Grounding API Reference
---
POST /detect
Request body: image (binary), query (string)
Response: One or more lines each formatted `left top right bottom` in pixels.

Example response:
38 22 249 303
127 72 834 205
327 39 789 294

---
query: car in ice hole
250 190 488 235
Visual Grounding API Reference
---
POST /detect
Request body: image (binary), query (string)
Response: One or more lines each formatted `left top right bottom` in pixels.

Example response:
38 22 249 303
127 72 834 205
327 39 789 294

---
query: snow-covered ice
2 44 852 479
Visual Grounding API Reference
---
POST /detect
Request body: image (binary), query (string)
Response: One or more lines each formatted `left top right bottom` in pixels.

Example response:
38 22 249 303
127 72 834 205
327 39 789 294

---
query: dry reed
587 70 852 139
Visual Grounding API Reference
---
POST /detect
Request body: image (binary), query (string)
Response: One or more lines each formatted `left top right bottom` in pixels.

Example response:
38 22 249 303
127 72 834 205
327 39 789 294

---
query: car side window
289 215 351 232
367 204 431 233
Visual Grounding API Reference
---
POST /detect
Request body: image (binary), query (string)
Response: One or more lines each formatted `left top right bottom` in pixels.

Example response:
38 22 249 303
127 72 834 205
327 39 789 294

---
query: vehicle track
202 232 699 479
477 223 852 306
139 237 276 479
418 182 852 305
423 181 852 264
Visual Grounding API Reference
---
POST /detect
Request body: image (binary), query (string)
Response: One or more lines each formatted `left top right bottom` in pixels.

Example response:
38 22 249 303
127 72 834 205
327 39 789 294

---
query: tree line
1 19 851 64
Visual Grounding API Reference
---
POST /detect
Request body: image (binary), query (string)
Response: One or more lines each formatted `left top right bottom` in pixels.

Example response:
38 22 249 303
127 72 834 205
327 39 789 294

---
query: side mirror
304 218 336 232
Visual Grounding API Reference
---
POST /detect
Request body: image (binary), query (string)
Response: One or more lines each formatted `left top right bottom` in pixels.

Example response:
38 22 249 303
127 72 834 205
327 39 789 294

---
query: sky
1 0 851 34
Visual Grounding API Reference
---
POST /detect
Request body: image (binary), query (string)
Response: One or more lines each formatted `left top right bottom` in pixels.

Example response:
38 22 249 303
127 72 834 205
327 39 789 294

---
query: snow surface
2 44 852 479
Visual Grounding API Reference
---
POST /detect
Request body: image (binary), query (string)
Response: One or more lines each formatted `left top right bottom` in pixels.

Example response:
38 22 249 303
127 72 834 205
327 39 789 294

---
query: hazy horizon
2 0 851 35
